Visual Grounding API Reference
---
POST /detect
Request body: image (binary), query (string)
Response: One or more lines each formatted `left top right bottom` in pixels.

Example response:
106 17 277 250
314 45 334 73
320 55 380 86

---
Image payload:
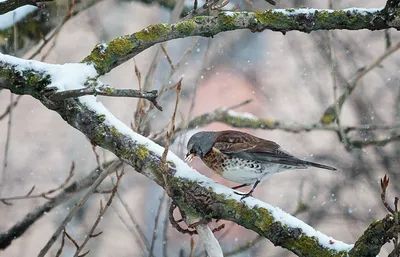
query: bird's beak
185 153 195 163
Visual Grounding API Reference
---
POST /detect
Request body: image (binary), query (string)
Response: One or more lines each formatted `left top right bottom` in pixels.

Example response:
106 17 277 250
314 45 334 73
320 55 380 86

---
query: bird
185 130 336 199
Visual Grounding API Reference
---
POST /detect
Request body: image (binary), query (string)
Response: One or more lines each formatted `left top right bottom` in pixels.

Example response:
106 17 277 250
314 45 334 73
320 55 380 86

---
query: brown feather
213 130 282 154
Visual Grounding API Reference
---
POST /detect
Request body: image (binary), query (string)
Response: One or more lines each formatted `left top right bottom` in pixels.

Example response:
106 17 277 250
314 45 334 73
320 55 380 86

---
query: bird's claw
233 191 252 200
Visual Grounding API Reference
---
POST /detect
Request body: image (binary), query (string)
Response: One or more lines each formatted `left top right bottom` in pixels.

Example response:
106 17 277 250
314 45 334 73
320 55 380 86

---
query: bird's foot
233 191 252 200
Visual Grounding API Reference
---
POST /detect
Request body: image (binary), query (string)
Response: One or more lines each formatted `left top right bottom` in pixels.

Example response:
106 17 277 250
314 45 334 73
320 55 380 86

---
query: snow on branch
0 53 162 110
82 6 396 75
0 0 49 15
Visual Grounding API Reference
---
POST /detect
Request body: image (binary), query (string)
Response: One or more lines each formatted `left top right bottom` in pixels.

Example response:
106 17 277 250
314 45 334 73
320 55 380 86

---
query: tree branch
49 86 162 111
82 7 393 76
196 224 223 257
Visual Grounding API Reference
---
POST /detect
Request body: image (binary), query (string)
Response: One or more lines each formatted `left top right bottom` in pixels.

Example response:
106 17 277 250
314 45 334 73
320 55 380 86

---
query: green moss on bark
82 35 135 75
135 24 171 40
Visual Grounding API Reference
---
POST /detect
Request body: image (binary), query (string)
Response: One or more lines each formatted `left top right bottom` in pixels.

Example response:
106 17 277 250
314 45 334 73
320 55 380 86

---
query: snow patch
0 53 97 91
0 6 37 30
227 109 258 120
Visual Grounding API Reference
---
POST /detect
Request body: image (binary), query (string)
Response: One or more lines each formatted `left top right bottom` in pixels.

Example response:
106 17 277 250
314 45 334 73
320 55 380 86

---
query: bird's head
185 131 216 162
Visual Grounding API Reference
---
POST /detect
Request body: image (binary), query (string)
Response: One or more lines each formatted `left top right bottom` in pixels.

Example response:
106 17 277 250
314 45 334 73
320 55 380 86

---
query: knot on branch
170 180 219 215
269 222 302 246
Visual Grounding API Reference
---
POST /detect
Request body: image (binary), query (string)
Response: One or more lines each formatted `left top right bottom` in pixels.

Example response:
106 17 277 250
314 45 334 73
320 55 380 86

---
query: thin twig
148 193 167 257
225 236 263 257
380 175 394 214
114 185 150 251
327 30 350 150
0 160 121 250
0 161 75 202
161 79 182 168
133 59 145 130
28 0 100 60
40 0 75 61
37 160 121 257
55 230 66 257
0 93 14 197
0 95 22 121
138 37 200 132
160 44 175 71
73 169 125 257
169 201 197 235
187 38 212 120
162 197 171 257
48 86 162 111
322 41 400 124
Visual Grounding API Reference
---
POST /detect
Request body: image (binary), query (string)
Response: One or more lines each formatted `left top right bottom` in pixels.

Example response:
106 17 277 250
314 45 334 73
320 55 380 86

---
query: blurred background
1 0 400 256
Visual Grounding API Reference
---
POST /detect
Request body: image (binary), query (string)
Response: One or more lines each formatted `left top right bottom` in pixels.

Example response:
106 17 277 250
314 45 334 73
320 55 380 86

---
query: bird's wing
213 130 307 167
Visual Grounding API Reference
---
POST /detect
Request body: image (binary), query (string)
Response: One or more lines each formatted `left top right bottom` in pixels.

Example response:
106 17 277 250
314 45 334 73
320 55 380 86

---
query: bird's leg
234 180 261 200
231 183 249 190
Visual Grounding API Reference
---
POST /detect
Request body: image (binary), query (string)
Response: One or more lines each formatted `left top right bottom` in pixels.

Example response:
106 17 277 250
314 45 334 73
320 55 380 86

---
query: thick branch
83 7 392 75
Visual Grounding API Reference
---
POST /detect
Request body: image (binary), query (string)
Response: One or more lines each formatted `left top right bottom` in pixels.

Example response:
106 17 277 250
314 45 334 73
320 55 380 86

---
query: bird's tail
305 161 337 171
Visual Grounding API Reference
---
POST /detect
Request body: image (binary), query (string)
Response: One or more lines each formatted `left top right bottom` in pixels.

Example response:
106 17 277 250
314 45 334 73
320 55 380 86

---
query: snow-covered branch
81 5 400 76
0 54 161 110
0 0 46 15
1 52 393 257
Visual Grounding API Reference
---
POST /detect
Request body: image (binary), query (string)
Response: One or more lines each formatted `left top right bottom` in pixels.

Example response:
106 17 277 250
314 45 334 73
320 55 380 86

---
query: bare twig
48 86 162 111
161 79 182 168
169 201 197 235
327 30 350 150
225 236 263 257
0 93 14 197
162 198 171 257
73 169 125 257
114 184 150 251
0 95 22 121
0 160 121 250
0 161 75 202
380 175 394 214
28 0 99 60
40 0 75 61
187 38 212 120
55 230 66 257
321 41 400 124
65 230 80 249
37 160 121 257
160 44 175 71
148 194 167 257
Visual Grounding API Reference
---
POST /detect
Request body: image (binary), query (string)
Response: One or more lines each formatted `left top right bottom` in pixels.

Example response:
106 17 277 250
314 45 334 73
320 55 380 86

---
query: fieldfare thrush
185 130 336 199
